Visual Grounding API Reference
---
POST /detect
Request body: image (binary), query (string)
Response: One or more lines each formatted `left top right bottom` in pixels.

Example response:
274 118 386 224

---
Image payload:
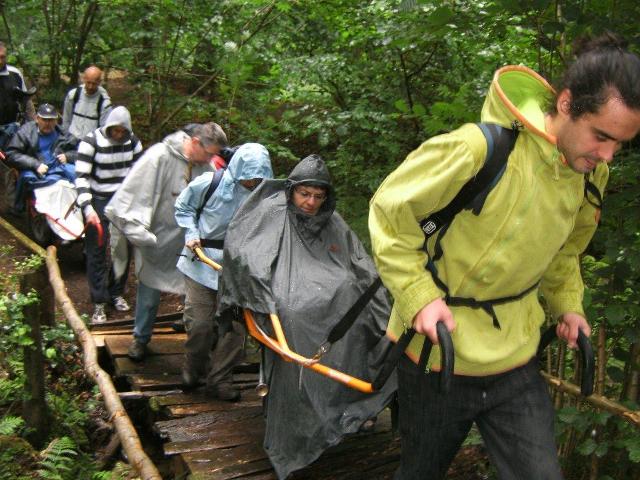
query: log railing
0 216 161 480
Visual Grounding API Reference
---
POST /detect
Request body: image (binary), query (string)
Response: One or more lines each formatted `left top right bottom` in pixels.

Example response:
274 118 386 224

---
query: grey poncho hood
285 154 336 240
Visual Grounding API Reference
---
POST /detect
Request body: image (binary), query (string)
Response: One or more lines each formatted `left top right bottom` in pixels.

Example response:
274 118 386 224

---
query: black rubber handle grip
373 321 454 393
537 325 594 397
436 321 454 394
576 329 595 397
372 329 415 391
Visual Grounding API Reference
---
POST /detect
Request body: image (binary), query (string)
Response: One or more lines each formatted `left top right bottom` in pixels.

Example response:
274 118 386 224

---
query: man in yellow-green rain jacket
369 33 640 479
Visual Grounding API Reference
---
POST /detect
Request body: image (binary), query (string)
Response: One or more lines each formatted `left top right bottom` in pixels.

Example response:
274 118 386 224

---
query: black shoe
127 340 146 362
207 383 241 402
181 367 200 389
171 318 186 333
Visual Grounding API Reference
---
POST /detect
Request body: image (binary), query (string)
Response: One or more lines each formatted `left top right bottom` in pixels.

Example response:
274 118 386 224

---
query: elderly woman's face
292 185 327 216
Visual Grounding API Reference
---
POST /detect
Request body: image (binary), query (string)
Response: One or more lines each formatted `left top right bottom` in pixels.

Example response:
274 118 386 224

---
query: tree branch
541 371 640 427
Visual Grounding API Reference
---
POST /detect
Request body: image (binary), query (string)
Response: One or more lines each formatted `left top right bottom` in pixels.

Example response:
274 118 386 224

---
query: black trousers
84 196 130 304
394 355 563 480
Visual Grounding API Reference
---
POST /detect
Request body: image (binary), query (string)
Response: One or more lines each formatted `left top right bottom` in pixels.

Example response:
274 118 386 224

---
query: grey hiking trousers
182 274 245 387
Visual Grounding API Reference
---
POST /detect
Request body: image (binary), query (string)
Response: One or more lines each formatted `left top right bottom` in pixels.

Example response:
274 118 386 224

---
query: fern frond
0 414 24 435
38 436 78 480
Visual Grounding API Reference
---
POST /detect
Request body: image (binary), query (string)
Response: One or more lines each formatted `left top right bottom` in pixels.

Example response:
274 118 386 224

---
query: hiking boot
181 366 201 389
91 304 107 324
207 383 241 402
127 340 147 362
112 295 130 312
171 318 186 333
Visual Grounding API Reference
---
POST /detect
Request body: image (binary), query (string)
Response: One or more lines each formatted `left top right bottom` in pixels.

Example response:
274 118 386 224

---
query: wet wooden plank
164 428 265 455
91 325 175 336
155 406 264 441
288 432 400 479
119 389 183 400
178 443 267 471
158 385 260 406
89 311 182 329
165 398 263 418
126 373 183 391
188 458 275 480
178 429 399 480
114 353 183 374
123 369 258 393
105 335 186 358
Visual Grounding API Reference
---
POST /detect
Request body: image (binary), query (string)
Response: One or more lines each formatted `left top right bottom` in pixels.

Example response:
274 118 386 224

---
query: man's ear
557 89 572 116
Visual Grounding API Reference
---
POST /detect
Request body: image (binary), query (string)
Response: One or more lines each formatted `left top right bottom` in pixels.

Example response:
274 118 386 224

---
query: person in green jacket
369 33 640 479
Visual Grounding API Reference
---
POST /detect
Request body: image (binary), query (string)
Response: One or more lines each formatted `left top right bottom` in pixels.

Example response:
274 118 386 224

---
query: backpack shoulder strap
419 123 518 240
72 87 81 106
96 93 105 117
583 173 603 210
197 168 225 216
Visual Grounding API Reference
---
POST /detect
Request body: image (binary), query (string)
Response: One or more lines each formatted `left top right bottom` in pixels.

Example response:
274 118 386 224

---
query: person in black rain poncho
217 154 397 479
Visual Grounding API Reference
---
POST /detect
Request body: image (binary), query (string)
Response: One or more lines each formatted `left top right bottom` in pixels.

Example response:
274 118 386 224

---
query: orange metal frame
193 247 376 393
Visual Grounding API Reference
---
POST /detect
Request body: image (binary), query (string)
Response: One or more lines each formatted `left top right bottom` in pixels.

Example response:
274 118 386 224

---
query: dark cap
37 103 58 119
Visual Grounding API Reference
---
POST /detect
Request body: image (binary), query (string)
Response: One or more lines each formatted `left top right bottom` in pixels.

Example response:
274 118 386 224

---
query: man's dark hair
551 32 640 118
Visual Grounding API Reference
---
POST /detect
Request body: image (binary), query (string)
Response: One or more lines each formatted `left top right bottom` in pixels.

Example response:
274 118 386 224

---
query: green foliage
0 415 25 435
0 434 37 478
3 1 640 478
557 405 640 476
37 436 78 480
0 254 108 478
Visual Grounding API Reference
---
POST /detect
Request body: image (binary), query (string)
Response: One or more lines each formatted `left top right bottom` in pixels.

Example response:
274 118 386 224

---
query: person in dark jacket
6 103 76 211
0 41 35 149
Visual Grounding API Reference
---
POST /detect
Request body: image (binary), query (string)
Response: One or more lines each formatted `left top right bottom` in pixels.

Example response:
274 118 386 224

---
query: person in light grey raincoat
175 143 273 401
217 154 397 479
105 122 228 361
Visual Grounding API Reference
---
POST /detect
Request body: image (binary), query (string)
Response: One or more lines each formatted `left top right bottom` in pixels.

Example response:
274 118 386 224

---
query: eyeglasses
197 138 220 156
294 187 327 202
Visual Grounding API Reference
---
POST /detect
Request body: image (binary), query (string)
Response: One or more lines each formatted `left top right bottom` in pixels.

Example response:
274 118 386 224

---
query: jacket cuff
393 276 444 329
185 229 199 243
82 204 96 218
545 292 585 320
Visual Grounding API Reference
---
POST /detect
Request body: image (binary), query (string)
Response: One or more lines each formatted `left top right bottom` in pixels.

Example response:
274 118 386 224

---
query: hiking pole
256 346 269 397
536 326 594 397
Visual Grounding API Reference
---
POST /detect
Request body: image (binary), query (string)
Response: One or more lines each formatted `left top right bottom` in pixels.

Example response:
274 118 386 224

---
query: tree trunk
20 265 51 448
69 1 99 85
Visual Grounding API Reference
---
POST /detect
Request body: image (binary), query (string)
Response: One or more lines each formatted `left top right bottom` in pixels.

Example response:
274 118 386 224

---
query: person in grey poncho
217 154 397 479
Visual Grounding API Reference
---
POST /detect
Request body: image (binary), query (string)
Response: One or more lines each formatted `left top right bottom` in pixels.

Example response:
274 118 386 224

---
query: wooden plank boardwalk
92 322 401 479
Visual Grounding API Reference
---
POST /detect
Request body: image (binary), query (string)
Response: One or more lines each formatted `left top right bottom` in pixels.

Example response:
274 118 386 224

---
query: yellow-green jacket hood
482 65 558 164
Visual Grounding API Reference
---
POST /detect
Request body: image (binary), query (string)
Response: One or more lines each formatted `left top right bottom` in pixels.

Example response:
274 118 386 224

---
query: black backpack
72 87 105 120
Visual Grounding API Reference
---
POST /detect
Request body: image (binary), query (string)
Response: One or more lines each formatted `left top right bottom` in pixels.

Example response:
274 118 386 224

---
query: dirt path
0 215 183 323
